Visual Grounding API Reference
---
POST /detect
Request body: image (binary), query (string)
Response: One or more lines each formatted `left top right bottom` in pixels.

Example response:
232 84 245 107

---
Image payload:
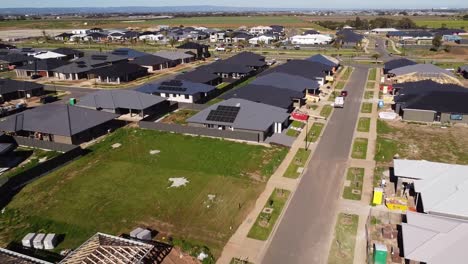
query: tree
371 53 381 61
463 14 468 20
333 34 343 49
257 40 266 52
432 35 443 50
354 16 363 29
169 38 178 48
41 30 50 43
397 18 417 29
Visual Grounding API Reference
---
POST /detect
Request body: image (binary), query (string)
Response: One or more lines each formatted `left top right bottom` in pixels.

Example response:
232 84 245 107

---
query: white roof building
290 34 333 45
32 51 67 60
370 28 399 34
249 26 273 35
394 159 468 219
249 35 275 45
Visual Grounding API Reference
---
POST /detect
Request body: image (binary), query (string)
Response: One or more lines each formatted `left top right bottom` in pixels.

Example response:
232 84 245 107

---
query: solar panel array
158 86 187 92
206 105 240 123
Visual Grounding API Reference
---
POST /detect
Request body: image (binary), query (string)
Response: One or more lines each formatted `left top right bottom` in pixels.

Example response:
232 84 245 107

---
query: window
185 95 190 99
450 114 463 121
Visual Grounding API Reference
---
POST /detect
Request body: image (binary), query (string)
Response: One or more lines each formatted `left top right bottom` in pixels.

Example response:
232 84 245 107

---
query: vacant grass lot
320 105 333 119
0 128 287 257
328 213 359 264
368 68 377 81
307 123 325 143
357 117 371 132
351 138 368 159
343 168 364 200
283 149 311 179
361 102 373 113
248 189 290 241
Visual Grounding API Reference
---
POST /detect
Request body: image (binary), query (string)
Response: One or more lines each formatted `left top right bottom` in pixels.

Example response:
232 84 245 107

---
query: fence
12 136 78 152
139 121 261 142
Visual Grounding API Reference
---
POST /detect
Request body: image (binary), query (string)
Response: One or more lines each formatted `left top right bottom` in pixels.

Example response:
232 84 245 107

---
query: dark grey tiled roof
0 79 43 95
77 90 166 111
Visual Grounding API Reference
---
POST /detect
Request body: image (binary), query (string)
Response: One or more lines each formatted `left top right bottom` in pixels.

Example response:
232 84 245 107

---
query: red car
341 91 348 97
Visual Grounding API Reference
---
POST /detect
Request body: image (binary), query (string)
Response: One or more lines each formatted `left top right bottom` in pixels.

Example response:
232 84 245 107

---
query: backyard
160 109 199 125
0 128 288 257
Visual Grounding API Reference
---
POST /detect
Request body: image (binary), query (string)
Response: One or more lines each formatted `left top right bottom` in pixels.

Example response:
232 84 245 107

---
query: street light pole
305 117 309 150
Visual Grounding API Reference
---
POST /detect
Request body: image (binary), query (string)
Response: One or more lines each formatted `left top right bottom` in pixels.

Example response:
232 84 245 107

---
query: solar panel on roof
206 105 240 123
161 80 183 86
158 86 187 92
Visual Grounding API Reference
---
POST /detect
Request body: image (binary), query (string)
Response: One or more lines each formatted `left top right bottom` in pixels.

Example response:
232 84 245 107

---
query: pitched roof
393 80 468 103
0 247 51 264
16 59 69 71
259 60 329 80
402 211 468 264
0 53 31 64
52 47 83 56
0 79 43 95
404 91 468 114
336 29 364 43
187 98 289 131
394 159 468 218
76 90 166 111
176 42 209 49
389 64 455 77
59 233 155 264
306 54 340 67
224 52 266 68
154 51 194 61
137 79 215 95
384 58 417 71
88 62 147 78
129 54 170 66
251 72 320 92
33 51 67 60
111 48 149 59
175 68 221 84
201 61 254 74
221 84 303 109
0 104 118 137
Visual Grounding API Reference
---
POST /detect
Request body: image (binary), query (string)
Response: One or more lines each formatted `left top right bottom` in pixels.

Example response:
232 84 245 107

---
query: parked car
341 91 348 97
40 95 58 104
334 96 345 108
294 45 301 50
215 47 225 51
31 74 41 80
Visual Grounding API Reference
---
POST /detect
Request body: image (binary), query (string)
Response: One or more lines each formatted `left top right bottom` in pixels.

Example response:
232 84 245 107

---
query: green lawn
286 121 305 138
160 109 198 125
366 81 375 89
0 128 288 257
0 148 60 182
335 81 346 90
247 189 290 241
357 117 371 132
376 119 395 135
351 138 368 159
342 168 364 200
341 67 353 80
283 149 311 179
216 82 230 90
320 105 333 119
368 68 377 81
328 91 338 102
361 102 373 114
364 91 374 100
306 123 325 143
328 213 359 264
375 136 399 163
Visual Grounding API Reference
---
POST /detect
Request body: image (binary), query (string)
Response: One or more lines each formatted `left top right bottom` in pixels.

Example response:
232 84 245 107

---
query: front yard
0 128 288 258
357 117 371 132
306 122 325 143
286 120 305 137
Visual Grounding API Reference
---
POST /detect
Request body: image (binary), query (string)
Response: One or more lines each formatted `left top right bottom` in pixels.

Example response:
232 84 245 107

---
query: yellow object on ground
373 187 383 205
386 197 408 211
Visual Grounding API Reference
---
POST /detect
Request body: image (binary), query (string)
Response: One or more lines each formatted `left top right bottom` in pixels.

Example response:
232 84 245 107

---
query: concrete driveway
260 65 369 264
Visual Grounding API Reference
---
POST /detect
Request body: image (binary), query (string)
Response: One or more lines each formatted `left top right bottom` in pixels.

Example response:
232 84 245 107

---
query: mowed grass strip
328 213 359 264
286 120 305 138
247 189 290 240
366 81 375 89
342 168 364 200
341 67 353 80
335 81 346 90
320 105 333 118
283 149 311 179
357 117 371 132
361 102 373 113
368 68 377 81
0 128 287 257
307 123 325 143
364 91 374 99
375 136 399 162
351 138 368 159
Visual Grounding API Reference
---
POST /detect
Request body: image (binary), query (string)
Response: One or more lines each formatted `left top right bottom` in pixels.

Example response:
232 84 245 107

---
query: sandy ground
0 29 68 40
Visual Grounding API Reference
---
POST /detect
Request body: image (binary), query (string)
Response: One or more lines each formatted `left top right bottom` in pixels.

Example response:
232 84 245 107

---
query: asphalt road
261 66 369 264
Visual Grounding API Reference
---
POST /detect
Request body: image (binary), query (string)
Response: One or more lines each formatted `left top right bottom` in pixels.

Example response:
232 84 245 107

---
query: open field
283 149 311 179
0 128 287 257
328 213 359 264
247 189 290 241
415 20 468 29
343 168 364 200
375 120 468 166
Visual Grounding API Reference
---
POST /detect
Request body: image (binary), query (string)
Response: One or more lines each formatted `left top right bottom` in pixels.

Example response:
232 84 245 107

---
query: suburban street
261 66 369 264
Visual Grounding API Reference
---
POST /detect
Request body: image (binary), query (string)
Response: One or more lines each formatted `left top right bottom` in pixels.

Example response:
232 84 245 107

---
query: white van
334 96 345 108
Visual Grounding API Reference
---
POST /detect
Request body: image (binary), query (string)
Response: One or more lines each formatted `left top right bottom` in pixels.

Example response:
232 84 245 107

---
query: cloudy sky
2 0 467 8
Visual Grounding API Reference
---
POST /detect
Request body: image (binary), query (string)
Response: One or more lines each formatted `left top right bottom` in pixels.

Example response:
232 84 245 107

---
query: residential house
0 247 52 264
0 104 119 145
306 54 340 72
220 84 304 111
111 48 150 60
52 48 84 60
388 64 460 84
139 32 165 42
387 30 434 45
336 29 364 47
15 59 69 78
228 31 253 43
249 26 272 35
54 32 74 41
270 25 285 36
129 54 171 72
76 90 169 119
303 29 320 35
0 53 31 70
0 43 16 49
401 211 468 264
59 233 161 264
383 58 417 74
252 72 321 95
154 51 195 66
249 35 275 45
87 62 148 84
32 51 67 60
84 32 108 42
199 61 254 81
175 69 222 86
0 79 44 102
108 31 125 41
259 59 331 85
223 52 267 71
187 98 290 141
393 159 468 218
176 42 210 59
290 34 333 45
210 31 227 43
431 28 466 36
370 28 399 34
137 79 216 104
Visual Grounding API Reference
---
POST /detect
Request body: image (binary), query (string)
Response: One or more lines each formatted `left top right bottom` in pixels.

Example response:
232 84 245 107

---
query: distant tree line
317 17 418 30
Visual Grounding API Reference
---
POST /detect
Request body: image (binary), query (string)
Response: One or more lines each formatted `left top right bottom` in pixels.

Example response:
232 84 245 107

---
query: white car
215 47 225 51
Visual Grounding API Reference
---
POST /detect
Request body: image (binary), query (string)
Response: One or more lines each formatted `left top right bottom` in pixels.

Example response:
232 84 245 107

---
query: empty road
261 66 368 264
